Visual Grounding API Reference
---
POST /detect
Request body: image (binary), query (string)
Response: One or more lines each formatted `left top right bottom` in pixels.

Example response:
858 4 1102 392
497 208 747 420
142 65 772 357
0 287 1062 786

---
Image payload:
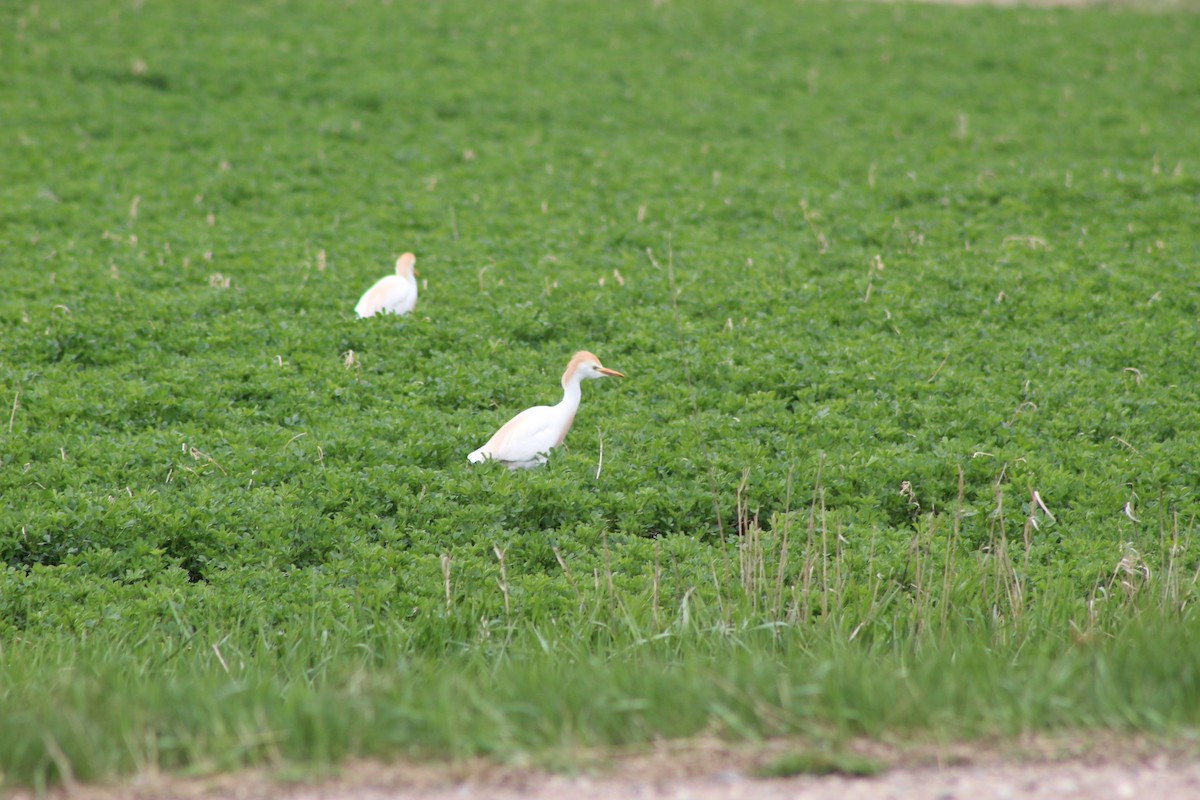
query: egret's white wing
469 405 564 466
355 275 417 318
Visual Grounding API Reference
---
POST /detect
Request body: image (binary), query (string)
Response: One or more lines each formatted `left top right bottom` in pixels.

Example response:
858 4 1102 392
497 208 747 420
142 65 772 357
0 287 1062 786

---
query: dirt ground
17 736 1200 800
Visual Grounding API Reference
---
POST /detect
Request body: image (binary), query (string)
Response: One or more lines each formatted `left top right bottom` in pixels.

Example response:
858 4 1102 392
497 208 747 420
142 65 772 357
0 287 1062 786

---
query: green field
3 0 1200 788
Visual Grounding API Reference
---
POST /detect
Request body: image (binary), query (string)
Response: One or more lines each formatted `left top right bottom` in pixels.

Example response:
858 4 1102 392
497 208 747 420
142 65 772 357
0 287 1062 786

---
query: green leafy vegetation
754 749 887 779
2 0 1199 789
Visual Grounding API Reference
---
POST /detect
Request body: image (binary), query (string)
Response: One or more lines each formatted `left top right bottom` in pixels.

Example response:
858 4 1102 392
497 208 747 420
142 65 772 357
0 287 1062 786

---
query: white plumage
468 351 625 469
354 253 418 318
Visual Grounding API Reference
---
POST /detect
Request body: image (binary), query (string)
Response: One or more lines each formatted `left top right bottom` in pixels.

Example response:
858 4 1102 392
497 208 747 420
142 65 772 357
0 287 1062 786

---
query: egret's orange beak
598 367 625 378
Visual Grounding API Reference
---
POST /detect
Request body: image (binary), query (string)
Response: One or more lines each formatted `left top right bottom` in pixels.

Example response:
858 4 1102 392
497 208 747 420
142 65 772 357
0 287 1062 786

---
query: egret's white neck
558 372 583 407
556 365 589 409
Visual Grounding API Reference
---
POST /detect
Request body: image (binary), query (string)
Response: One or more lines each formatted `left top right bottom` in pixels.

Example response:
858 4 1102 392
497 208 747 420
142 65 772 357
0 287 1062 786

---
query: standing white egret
468 351 625 469
354 253 418 318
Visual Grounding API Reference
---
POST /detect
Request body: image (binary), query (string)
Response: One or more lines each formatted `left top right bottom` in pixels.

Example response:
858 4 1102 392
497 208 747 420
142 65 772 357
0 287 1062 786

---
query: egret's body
468 351 624 469
355 253 418 318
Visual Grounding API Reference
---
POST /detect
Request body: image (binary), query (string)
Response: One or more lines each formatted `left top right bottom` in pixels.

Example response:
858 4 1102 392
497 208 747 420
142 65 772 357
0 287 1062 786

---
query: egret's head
567 350 625 382
395 252 417 278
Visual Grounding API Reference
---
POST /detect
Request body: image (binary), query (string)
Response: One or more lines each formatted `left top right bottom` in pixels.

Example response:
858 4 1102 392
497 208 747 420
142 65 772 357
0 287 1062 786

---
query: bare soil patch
895 0 1184 7
16 736 1200 800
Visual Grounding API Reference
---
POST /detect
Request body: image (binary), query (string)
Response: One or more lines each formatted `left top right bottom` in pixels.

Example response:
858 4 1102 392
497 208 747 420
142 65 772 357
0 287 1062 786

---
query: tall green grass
3 473 1199 787
2 0 1200 788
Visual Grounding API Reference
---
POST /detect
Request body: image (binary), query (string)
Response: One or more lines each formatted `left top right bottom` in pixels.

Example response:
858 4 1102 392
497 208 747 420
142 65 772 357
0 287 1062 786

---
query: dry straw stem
8 383 19 433
799 453 828 622
736 468 766 612
985 465 1029 626
184 442 227 476
40 733 77 794
1002 235 1049 250
772 467 795 621
440 555 453 611
939 466 966 632
1158 510 1187 609
1113 544 1151 598
819 471 831 619
595 426 604 480
863 254 885 302
926 353 950 383
552 546 582 603
800 200 830 254
493 546 511 617
211 642 230 674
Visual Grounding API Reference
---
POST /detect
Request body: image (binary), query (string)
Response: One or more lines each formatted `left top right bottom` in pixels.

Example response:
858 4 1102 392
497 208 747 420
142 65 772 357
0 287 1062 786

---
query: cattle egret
468 351 625 469
355 253 418 318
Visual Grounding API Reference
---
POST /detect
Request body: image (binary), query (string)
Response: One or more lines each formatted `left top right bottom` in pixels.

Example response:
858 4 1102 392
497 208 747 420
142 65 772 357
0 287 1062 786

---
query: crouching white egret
355 253 418 318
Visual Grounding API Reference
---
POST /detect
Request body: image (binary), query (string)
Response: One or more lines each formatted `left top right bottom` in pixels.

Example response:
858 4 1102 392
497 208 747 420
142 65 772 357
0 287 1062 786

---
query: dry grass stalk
8 384 19 434
441 555 453 611
493 546 511 617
